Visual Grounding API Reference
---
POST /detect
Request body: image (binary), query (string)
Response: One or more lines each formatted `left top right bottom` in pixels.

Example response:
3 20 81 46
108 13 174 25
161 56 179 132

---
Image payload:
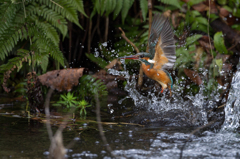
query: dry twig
118 27 139 53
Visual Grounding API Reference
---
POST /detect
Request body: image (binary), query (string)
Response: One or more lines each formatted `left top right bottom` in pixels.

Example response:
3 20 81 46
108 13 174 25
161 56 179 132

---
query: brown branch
68 22 72 63
104 16 109 42
227 43 238 51
91 15 99 40
88 19 92 53
97 15 103 42
119 27 139 53
73 35 80 62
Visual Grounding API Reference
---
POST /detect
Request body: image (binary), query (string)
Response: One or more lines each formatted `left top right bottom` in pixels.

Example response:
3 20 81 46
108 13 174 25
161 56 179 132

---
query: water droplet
94 51 99 57
110 109 114 114
102 42 107 47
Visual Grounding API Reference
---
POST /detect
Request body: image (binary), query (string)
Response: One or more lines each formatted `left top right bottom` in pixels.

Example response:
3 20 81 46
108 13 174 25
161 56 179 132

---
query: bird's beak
118 55 139 60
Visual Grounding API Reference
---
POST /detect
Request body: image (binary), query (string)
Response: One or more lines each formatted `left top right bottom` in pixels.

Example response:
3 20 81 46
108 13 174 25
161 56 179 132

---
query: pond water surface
0 64 240 158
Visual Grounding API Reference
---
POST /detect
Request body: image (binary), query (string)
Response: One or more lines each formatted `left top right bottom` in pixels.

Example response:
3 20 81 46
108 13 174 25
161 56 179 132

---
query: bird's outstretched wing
149 14 176 70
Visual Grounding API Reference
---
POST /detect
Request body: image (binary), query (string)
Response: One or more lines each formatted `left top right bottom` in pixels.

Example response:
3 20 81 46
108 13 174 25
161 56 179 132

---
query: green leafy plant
77 75 108 99
55 92 91 118
76 100 91 117
54 75 107 117
57 92 78 109
90 0 149 23
0 0 86 76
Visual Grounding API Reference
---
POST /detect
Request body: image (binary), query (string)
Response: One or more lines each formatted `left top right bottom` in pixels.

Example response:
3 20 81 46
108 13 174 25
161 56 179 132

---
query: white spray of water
222 60 240 131
108 64 209 125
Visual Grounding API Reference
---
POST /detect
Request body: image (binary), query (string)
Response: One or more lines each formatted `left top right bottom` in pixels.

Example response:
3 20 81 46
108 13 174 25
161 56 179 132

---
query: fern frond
30 26 64 66
34 0 81 28
121 0 134 24
140 0 148 22
0 28 23 60
105 0 116 16
26 4 68 38
36 20 60 46
71 0 87 17
113 0 123 20
52 0 81 28
78 75 108 97
100 0 106 16
94 0 101 14
0 49 30 73
32 52 49 73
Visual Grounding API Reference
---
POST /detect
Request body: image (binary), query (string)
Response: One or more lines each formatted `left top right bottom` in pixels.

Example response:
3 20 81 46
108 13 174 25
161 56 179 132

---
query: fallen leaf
184 69 203 85
38 68 86 92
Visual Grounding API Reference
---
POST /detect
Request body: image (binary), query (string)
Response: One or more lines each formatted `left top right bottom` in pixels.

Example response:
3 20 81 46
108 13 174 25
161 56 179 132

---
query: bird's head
118 52 154 65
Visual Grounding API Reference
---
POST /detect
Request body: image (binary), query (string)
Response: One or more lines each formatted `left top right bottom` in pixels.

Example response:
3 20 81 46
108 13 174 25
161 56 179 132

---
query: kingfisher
119 14 176 96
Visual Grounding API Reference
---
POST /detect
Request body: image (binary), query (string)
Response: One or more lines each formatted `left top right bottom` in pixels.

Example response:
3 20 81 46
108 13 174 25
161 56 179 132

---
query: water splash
222 60 240 131
108 66 209 126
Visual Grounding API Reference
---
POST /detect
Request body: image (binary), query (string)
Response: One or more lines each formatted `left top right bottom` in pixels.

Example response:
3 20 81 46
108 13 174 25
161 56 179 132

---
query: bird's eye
139 55 144 58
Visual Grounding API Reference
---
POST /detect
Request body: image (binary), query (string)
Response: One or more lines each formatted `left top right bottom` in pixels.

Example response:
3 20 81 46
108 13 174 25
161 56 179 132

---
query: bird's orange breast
141 63 171 85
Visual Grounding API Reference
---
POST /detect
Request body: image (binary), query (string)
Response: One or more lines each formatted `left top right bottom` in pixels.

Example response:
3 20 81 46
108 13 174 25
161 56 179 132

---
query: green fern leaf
37 21 60 46
113 0 123 19
94 0 101 14
121 0 134 24
100 0 106 16
71 0 87 17
140 0 148 22
32 52 49 73
105 0 116 16
47 0 82 28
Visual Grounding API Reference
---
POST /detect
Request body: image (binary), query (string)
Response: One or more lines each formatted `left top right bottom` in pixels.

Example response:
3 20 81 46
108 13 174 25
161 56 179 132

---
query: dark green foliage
54 91 91 117
0 0 86 75
91 0 147 23
214 32 228 54
77 75 108 99
53 75 107 117
159 0 181 9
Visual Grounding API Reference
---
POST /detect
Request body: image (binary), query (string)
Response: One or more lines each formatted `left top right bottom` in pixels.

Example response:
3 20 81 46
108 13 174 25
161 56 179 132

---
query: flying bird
119 14 176 96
